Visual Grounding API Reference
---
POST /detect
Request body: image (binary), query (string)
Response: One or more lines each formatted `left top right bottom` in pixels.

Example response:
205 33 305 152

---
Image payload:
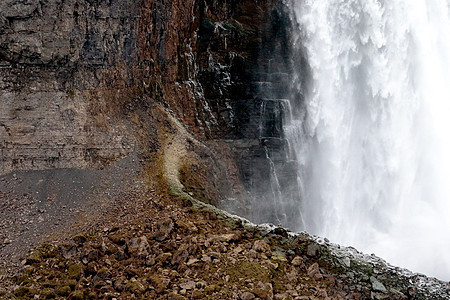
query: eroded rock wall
0 0 293 219
138 0 284 138
0 0 283 171
0 0 140 174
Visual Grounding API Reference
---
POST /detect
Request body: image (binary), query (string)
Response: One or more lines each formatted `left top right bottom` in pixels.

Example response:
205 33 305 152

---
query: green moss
41 243 59 259
21 278 33 286
42 280 58 288
87 291 98 299
41 288 56 299
271 250 288 262
126 279 146 294
272 283 285 293
351 260 373 275
26 250 44 264
63 279 78 289
73 233 87 244
14 286 35 297
225 261 271 283
24 265 35 275
192 290 204 299
204 284 221 293
56 285 71 296
68 264 83 280
13 274 29 284
70 290 84 300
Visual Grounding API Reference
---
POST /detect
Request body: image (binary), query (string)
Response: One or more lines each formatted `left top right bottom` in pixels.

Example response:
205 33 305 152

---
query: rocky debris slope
0 153 142 276
0 0 140 175
1 186 450 299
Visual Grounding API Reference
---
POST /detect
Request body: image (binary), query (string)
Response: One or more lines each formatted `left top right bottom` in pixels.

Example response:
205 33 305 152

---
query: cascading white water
288 0 450 280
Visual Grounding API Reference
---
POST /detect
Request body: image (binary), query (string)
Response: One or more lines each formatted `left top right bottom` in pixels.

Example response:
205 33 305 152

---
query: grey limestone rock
370 276 388 293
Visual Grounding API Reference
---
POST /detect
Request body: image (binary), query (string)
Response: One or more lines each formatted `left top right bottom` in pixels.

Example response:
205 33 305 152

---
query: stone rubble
1 188 449 299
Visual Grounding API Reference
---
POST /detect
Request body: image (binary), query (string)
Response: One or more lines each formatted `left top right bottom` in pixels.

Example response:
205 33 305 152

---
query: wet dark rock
109 233 127 246
271 227 288 237
113 278 126 292
306 243 320 257
97 267 111 280
87 249 100 262
73 234 87 245
86 261 98 275
115 249 127 261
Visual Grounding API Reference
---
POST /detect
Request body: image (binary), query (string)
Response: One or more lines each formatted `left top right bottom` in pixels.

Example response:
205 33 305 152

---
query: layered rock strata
0 0 297 225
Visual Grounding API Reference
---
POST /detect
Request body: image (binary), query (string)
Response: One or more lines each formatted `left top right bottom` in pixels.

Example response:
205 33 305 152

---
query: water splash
288 0 450 280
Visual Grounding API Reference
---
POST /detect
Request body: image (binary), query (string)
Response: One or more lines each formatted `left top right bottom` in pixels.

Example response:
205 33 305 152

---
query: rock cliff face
0 0 295 225
0 0 140 174
0 0 286 200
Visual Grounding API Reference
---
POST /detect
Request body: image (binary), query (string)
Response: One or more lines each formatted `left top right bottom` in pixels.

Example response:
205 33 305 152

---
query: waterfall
287 0 450 280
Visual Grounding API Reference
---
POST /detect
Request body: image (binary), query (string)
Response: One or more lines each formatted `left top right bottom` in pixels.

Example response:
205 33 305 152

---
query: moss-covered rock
14 286 35 297
225 261 271 283
125 278 146 294
56 285 72 296
150 275 170 294
192 289 204 299
86 291 98 299
73 233 87 244
24 265 35 275
26 250 44 264
204 284 221 294
69 290 84 300
68 263 83 280
63 279 78 289
41 288 56 299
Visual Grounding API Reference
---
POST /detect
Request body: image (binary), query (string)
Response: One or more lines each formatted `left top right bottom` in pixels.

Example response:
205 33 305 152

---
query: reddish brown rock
253 240 271 253
307 263 323 281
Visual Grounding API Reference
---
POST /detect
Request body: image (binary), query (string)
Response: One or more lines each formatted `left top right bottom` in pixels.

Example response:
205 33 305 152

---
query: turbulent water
287 0 450 280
